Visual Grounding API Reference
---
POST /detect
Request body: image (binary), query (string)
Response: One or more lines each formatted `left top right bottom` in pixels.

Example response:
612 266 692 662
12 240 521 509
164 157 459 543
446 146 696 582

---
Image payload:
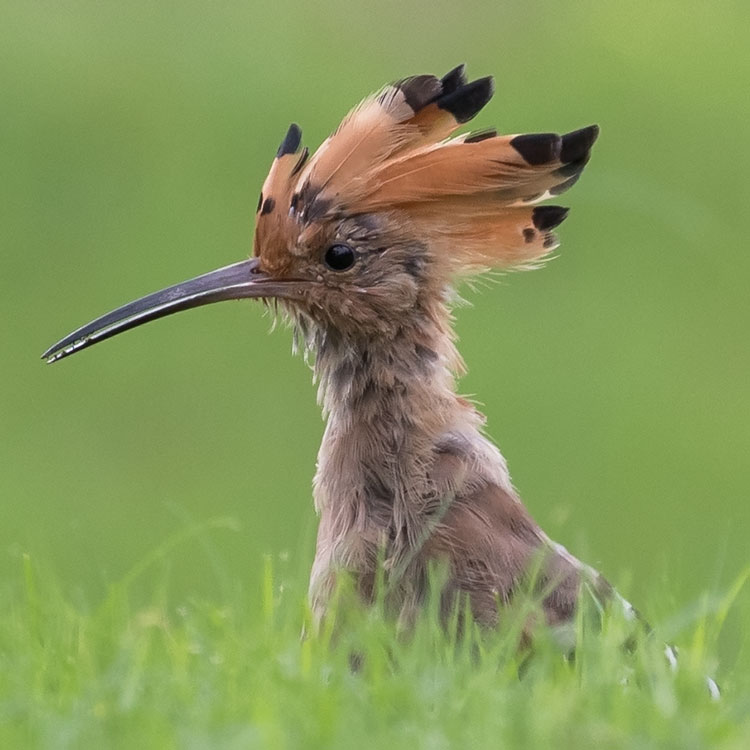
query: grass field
3 533 749 749
2 0 750 746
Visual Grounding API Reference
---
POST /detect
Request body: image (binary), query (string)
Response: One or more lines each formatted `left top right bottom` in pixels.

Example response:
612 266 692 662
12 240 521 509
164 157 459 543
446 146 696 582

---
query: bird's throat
310 303 479 521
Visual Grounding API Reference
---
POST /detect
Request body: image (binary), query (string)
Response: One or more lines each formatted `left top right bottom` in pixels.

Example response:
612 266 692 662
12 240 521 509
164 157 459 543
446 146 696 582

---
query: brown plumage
43 65 612 640
247 66 608 629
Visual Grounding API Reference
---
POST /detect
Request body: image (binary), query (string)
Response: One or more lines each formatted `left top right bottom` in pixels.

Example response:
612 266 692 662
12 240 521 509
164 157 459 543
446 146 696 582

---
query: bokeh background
2 0 748 632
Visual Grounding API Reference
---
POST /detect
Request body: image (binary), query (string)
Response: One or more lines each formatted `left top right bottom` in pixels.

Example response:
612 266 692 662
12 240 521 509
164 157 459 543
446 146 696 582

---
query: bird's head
43 65 597 362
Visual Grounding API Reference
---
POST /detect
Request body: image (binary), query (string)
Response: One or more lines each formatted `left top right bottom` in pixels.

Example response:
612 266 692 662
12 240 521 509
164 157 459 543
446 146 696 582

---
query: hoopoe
44 67 716 694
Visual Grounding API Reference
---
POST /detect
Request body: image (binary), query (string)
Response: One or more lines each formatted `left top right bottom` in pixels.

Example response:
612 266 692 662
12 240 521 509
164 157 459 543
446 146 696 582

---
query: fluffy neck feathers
307 292 483 535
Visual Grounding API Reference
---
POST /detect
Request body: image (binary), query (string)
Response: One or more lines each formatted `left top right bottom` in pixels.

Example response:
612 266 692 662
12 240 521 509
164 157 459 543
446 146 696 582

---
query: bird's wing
421 466 612 630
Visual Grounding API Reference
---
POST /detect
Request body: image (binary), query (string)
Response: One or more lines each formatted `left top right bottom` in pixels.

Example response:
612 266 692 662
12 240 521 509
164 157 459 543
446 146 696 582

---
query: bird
41 65 639 645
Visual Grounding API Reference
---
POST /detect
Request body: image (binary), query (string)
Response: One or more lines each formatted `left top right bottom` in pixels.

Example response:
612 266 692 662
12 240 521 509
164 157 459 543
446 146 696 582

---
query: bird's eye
324 244 356 271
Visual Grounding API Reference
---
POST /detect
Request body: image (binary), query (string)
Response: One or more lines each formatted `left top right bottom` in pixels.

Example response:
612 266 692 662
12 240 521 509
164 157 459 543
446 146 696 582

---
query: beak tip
41 340 81 363
41 344 61 362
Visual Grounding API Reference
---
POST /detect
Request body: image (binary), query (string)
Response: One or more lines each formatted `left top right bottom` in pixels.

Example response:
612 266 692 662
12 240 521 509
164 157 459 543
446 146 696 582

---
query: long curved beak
42 257 297 363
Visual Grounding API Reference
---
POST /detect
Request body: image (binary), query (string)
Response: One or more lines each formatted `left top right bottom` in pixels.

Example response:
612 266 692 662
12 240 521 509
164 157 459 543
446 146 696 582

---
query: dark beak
42 257 298 363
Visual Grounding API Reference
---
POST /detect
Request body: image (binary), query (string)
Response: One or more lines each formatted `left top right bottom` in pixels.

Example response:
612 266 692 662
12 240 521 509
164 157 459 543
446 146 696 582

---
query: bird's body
307 261 610 629
45 65 610 636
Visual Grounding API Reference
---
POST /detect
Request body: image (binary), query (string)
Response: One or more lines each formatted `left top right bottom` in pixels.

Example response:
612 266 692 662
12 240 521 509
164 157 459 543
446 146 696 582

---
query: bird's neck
317 302 465 427
310 299 483 515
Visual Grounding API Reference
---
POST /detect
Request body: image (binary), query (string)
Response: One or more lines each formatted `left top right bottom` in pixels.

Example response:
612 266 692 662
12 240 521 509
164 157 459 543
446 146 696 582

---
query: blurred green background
2 0 748 618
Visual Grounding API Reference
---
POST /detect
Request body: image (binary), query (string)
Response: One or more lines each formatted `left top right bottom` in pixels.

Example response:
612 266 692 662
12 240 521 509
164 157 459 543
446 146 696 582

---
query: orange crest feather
254 65 598 271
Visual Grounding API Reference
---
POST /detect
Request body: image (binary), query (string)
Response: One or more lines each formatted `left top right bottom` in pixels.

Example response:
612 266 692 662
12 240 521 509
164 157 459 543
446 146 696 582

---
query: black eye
324 244 356 271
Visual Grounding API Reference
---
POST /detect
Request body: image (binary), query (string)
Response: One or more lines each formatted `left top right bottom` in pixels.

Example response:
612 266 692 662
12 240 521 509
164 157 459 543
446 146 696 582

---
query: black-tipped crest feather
277 123 302 157
392 74 444 111
436 76 495 123
561 125 599 163
510 133 562 165
439 64 468 94
532 205 569 230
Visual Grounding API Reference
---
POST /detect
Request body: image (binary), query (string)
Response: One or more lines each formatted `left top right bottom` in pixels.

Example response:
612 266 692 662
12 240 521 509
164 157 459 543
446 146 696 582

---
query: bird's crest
254 64 598 272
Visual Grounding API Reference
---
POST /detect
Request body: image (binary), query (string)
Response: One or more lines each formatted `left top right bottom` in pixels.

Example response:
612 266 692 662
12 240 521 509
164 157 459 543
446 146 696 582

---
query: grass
2 521 749 749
